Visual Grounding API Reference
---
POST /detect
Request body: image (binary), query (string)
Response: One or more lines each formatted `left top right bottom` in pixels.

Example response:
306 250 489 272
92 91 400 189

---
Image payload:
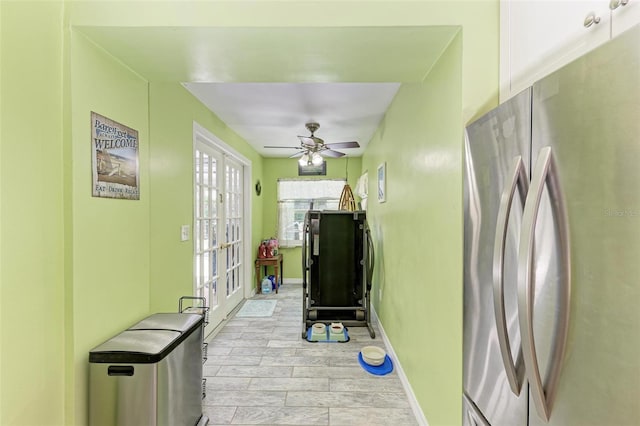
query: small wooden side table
255 254 283 294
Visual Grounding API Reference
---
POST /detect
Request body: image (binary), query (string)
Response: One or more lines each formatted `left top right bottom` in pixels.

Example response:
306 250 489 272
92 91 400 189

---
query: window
277 179 346 247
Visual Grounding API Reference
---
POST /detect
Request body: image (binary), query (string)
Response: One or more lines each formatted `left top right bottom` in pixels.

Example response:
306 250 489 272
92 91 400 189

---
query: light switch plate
180 225 190 241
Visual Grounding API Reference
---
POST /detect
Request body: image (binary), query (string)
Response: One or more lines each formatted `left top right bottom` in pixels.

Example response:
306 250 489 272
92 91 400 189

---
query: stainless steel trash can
89 313 205 426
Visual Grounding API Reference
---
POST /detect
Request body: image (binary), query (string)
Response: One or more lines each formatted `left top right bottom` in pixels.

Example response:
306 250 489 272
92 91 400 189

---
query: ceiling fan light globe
298 153 309 166
311 152 323 165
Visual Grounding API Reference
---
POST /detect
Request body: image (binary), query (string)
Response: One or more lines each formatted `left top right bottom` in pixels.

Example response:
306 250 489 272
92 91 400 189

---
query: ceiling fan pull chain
345 156 349 181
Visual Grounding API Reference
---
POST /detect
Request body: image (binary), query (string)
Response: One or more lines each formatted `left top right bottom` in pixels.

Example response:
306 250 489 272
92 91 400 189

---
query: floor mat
236 300 277 317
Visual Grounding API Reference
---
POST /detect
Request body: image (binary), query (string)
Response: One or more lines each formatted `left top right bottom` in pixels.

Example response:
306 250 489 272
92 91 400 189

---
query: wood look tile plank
204 377 251 391
260 356 330 367
329 407 418 426
292 366 370 379
248 377 330 392
285 391 411 409
231 406 328 425
229 347 297 357
217 365 293 378
202 406 236 424
205 390 286 407
330 377 405 393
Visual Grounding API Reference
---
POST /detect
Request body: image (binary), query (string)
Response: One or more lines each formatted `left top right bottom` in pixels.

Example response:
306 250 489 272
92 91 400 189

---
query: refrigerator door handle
518 146 571 422
492 155 528 395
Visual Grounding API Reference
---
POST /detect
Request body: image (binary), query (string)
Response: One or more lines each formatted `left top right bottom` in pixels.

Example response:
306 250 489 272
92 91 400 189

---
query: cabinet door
503 0 610 100
611 0 640 36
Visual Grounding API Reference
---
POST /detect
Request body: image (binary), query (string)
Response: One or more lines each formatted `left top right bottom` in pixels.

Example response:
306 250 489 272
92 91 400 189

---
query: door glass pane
195 186 200 217
203 219 210 247
202 281 210 309
203 251 210 281
195 151 201 184
202 190 208 217
202 153 209 185
195 255 201 286
211 279 217 306
195 219 201 252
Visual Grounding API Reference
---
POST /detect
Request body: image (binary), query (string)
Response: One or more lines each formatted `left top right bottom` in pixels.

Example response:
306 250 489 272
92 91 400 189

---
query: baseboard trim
372 306 429 426
283 278 302 285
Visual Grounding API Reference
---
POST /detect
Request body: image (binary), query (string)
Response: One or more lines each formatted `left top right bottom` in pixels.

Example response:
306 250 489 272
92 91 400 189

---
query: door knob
610 0 629 10
583 11 601 28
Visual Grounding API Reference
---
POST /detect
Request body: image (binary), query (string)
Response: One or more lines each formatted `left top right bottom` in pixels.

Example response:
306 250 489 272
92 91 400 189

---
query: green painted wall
68 30 151 424
362 34 463 425
261 157 361 280
0 0 2 415
148 82 264 311
1 2 66 425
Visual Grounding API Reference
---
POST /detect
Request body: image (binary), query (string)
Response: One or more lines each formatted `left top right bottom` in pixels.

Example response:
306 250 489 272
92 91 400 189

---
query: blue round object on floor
358 352 393 375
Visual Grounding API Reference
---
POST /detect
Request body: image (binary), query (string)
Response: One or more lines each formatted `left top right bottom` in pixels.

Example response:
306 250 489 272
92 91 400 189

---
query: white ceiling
78 25 459 157
183 82 400 157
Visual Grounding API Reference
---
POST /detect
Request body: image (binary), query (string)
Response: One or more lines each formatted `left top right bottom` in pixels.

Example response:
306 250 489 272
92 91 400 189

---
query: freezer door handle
518 146 571 422
492 155 528 395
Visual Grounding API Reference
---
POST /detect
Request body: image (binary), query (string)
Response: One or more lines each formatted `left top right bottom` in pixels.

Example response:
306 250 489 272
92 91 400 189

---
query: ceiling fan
264 122 360 166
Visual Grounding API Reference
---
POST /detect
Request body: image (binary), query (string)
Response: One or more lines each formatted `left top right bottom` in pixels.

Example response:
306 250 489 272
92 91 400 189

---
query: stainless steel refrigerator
463 24 640 426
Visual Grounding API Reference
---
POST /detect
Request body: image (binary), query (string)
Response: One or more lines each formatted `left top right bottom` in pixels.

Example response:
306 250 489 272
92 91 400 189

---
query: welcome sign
91 112 140 200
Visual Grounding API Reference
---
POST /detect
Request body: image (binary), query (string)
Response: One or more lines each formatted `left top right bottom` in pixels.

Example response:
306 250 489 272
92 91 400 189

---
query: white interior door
194 137 247 335
222 157 244 312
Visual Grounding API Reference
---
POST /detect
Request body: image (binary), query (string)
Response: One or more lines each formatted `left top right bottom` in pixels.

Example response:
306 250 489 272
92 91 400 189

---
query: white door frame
193 122 253 317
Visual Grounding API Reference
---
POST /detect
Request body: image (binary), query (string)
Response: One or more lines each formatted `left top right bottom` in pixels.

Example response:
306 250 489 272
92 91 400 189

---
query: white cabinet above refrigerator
500 0 640 102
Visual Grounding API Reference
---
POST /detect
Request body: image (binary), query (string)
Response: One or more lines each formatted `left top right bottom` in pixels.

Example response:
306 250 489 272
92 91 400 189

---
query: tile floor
202 283 419 426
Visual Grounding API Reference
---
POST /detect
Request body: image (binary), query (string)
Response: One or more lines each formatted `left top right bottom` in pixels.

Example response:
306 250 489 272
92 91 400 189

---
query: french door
194 137 246 335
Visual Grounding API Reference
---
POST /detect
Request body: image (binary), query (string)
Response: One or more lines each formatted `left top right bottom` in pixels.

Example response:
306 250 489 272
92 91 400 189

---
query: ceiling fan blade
264 145 299 149
324 141 360 149
320 149 345 158
289 152 304 158
297 136 317 146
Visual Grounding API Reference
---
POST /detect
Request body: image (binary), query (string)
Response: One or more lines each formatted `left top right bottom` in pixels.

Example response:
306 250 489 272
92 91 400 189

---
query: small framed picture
298 161 326 176
377 162 386 203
